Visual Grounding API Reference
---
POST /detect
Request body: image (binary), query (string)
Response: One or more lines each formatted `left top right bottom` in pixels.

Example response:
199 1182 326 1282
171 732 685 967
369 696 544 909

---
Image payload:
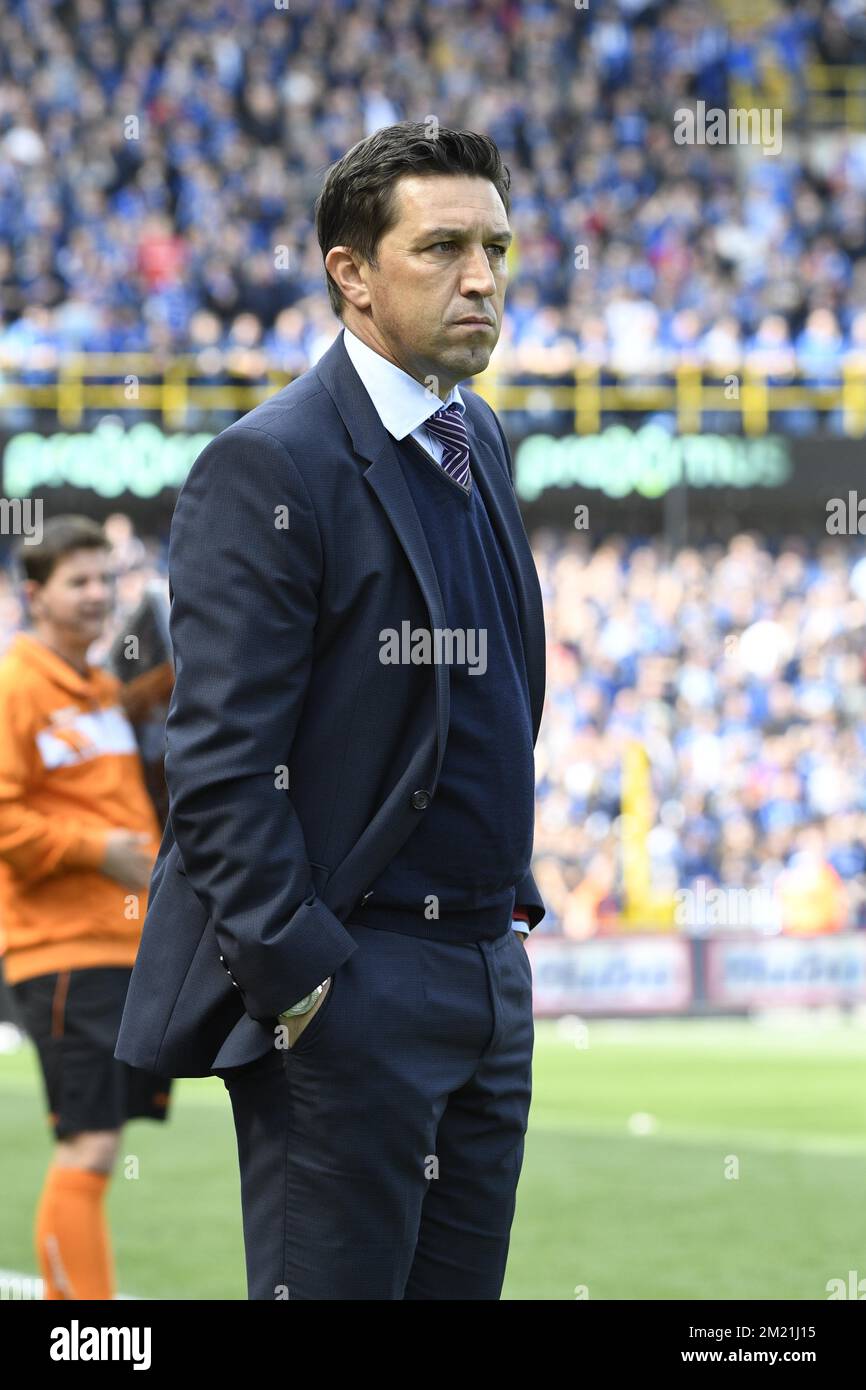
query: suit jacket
114 329 546 1077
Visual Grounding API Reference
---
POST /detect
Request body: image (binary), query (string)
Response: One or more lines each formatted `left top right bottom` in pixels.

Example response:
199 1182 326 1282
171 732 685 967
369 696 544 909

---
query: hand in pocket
281 977 332 1049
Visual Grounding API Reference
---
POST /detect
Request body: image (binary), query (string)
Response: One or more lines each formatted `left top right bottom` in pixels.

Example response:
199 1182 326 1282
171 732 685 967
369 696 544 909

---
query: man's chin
439 345 494 380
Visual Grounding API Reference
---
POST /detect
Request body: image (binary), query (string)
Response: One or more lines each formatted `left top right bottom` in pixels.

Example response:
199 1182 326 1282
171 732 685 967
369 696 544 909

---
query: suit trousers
215 919 534 1299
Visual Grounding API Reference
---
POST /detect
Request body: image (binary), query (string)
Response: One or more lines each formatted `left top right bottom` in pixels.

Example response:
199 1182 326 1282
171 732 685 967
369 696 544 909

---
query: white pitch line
530 1119 866 1156
0 1268 139 1299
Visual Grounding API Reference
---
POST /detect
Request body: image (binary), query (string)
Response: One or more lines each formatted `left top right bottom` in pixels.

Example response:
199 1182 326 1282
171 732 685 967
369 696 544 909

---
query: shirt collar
341 325 465 442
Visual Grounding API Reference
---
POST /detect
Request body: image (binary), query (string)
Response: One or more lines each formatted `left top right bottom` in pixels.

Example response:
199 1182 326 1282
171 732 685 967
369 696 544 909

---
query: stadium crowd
0 0 863 939
2 517 864 940
532 527 866 936
1 0 866 420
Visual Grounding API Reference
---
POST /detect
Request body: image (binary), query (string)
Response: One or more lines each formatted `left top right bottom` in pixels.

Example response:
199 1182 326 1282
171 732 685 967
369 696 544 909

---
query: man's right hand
278 977 332 1048
100 830 154 889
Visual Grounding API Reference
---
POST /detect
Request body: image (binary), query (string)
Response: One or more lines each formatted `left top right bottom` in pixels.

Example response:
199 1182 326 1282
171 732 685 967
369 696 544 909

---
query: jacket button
411 789 431 810
219 954 240 989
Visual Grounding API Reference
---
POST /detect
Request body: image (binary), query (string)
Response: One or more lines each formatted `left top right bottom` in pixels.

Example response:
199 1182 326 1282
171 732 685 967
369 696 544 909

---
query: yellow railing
712 0 778 27
3 354 866 435
805 62 866 128
731 62 866 130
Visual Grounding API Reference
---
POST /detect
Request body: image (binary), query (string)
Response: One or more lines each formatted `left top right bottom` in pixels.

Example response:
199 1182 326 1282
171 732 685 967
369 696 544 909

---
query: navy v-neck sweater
356 435 536 943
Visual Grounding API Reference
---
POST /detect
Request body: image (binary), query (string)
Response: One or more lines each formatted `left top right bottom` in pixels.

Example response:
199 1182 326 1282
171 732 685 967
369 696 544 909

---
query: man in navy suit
116 122 546 1300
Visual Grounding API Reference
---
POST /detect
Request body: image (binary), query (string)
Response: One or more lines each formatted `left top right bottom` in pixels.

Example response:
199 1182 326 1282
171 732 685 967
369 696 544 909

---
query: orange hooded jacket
0 632 162 985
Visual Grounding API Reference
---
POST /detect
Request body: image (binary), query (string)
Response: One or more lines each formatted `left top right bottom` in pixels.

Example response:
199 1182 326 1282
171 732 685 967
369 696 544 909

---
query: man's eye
428 242 508 255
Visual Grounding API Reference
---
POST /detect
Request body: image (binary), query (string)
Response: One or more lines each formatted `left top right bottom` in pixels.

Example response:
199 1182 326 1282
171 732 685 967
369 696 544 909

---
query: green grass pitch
2 1016 865 1300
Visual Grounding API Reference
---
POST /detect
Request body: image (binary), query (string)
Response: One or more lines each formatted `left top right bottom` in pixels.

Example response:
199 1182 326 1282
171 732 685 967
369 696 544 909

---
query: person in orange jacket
0 514 172 1300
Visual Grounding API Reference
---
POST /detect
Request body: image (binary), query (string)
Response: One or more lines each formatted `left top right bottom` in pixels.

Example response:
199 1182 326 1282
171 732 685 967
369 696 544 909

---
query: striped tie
424 402 472 489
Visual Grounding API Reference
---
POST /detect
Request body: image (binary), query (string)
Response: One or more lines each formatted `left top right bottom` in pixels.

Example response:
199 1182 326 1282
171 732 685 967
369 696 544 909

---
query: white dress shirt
341 325 466 466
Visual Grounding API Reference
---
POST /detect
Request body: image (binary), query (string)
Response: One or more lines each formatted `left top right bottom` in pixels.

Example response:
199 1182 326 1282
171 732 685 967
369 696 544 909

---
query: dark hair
16 515 110 587
315 121 511 318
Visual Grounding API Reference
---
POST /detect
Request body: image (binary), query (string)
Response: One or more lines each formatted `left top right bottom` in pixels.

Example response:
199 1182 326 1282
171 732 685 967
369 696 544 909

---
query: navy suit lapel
315 332 450 786
461 412 546 742
364 437 451 789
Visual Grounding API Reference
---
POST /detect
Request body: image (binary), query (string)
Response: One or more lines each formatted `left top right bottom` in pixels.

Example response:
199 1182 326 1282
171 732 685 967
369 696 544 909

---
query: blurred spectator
1 509 862 942
0 0 865 430
533 529 866 937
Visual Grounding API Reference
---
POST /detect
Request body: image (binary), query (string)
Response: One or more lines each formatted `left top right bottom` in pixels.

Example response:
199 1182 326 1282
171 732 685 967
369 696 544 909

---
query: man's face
27 549 113 645
338 173 511 397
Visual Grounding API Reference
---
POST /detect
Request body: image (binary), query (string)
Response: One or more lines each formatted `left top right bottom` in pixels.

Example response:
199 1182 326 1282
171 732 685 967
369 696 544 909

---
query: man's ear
325 245 371 313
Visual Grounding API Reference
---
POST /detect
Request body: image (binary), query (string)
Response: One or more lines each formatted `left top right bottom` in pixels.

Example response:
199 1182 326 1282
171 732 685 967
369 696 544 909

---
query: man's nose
459 246 497 298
